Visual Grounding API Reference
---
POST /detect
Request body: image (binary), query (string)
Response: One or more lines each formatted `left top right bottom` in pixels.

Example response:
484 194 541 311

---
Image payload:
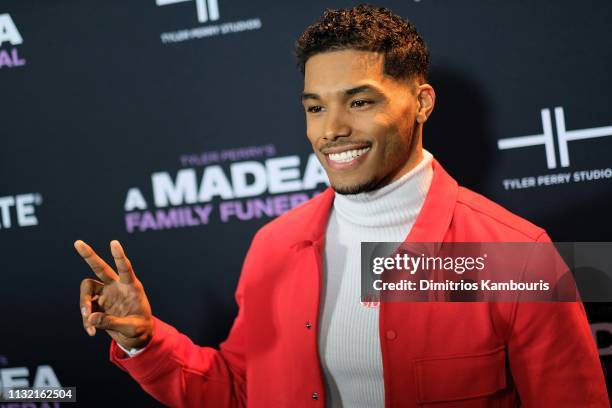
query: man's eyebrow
344 85 380 96
300 85 383 102
300 92 320 102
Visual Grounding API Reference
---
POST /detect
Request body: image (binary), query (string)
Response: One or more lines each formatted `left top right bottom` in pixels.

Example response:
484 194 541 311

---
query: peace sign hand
75 240 154 350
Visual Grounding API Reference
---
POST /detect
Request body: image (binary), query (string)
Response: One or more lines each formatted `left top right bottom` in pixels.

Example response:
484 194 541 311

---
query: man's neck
332 149 434 227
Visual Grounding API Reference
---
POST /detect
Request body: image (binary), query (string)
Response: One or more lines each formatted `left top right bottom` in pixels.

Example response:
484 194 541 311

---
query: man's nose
323 109 351 140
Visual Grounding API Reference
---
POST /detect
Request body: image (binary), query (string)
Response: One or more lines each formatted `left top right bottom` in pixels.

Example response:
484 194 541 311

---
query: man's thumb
88 312 135 335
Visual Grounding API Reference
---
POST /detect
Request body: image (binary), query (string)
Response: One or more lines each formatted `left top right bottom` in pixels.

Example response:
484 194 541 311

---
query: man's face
302 49 426 194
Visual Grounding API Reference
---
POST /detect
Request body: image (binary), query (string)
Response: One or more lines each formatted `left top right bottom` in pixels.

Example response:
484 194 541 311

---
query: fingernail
87 327 95 336
81 306 87 317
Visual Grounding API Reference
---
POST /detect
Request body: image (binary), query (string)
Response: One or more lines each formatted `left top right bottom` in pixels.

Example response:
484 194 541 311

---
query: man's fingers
110 240 136 284
80 278 104 336
88 313 141 337
74 240 118 284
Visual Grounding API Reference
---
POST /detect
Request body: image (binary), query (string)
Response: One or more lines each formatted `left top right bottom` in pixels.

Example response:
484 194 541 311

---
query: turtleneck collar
332 149 434 228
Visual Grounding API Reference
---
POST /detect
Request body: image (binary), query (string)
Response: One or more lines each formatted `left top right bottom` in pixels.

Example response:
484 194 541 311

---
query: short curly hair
294 4 429 82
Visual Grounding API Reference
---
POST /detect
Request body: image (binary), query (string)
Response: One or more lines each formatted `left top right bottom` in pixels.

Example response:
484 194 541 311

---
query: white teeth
328 147 370 163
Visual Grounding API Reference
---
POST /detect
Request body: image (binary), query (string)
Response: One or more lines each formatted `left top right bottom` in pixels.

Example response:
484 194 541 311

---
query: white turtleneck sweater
318 150 434 407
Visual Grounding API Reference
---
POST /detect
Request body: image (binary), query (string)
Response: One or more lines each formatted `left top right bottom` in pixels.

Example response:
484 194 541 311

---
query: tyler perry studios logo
497 107 612 191
155 0 262 44
0 14 26 70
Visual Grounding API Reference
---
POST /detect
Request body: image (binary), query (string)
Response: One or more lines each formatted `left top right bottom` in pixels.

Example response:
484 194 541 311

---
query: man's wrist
116 342 145 357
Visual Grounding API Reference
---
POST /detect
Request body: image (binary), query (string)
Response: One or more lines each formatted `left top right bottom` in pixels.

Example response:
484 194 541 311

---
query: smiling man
300 49 431 195
76 4 608 407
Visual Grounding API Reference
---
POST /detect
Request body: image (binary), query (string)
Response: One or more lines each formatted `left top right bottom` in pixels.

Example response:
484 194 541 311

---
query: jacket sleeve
108 237 257 408
506 232 609 407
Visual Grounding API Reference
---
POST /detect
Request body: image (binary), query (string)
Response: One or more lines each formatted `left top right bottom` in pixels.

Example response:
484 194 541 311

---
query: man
76 5 608 407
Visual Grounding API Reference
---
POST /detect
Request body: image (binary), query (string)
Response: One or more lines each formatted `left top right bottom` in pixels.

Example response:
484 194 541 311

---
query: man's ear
416 84 435 124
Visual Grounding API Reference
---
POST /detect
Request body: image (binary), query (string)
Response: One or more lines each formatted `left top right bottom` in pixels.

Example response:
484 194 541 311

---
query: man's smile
323 146 371 170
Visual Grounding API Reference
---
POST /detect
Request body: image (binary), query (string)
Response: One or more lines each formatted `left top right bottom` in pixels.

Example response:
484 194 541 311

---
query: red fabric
110 160 609 407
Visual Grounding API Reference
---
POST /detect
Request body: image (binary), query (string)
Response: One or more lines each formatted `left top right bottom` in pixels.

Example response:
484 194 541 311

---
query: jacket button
305 321 312 329
311 392 319 400
386 329 397 340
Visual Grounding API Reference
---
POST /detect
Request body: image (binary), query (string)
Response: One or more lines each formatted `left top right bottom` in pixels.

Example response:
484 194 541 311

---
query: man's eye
307 105 323 113
351 99 373 108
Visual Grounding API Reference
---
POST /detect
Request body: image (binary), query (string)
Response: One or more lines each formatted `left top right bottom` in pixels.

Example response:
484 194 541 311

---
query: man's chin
330 178 381 195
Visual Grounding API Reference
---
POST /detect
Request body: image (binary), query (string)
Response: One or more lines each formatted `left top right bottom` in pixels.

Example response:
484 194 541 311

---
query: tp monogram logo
155 0 261 44
156 0 220 23
498 107 612 169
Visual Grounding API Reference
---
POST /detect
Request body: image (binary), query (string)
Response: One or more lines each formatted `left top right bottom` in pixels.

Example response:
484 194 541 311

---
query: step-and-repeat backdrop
1 1 611 406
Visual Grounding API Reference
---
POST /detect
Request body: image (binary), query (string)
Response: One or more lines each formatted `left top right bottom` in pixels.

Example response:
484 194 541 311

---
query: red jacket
110 160 609 407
